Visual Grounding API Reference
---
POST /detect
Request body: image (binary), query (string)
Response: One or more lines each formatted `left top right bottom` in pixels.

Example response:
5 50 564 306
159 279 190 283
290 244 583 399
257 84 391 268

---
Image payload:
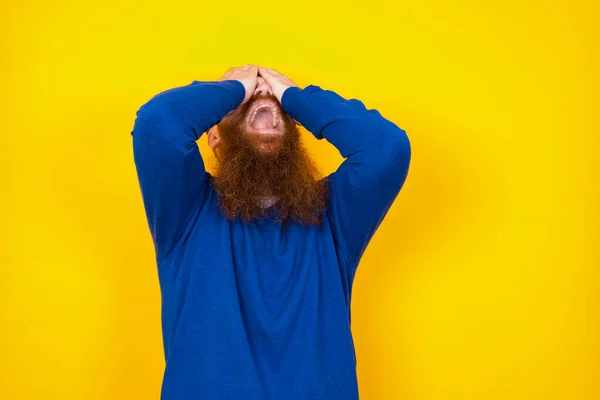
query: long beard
213 95 328 226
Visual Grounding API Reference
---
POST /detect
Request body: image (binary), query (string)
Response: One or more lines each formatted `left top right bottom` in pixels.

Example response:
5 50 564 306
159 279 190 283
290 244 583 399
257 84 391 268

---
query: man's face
208 79 328 226
209 76 289 156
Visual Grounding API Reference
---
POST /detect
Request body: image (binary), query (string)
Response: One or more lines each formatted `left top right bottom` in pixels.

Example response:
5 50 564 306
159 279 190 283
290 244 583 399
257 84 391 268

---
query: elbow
373 126 411 191
383 125 411 174
131 99 172 139
390 127 411 162
135 98 168 124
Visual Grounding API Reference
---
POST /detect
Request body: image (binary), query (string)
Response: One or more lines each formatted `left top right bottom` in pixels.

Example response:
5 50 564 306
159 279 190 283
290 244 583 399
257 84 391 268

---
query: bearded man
131 64 411 400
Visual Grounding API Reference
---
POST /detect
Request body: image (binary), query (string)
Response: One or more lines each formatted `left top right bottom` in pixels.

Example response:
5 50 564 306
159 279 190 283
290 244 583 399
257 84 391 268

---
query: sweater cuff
281 85 324 139
217 79 246 106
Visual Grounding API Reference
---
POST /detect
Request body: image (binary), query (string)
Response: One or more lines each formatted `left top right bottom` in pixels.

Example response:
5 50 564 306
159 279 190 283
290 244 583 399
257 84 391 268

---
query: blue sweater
131 80 411 400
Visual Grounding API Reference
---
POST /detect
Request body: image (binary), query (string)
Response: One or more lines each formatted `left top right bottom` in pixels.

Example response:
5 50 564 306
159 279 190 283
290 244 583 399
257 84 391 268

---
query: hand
257 66 297 103
218 64 259 105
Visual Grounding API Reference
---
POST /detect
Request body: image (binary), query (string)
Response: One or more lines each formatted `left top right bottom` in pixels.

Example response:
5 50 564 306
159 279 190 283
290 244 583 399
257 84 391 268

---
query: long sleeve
131 80 245 260
281 85 411 284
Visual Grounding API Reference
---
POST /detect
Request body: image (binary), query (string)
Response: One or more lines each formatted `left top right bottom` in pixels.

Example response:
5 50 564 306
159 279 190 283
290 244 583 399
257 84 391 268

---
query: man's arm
130 79 245 260
281 84 411 283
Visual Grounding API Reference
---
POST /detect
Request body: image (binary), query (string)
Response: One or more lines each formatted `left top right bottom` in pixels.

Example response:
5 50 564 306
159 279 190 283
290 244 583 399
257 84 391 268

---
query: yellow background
1 0 598 399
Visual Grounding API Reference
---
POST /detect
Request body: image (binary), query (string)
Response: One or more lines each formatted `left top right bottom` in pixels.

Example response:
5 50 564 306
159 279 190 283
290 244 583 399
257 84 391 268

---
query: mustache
242 92 283 115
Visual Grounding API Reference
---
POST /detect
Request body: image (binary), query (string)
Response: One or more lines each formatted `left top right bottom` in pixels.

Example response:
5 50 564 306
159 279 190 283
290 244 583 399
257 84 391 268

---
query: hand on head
218 64 297 104
256 66 296 103
218 64 259 105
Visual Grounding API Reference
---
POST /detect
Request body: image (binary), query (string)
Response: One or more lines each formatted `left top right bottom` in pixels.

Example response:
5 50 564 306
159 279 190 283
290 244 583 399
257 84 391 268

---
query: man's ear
207 126 221 151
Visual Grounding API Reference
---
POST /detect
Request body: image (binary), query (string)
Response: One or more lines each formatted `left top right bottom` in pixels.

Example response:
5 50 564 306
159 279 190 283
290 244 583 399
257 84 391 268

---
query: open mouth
246 100 283 134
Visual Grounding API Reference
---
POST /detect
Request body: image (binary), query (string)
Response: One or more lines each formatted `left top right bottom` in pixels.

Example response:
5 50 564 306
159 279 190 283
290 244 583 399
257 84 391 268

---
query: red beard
212 93 328 226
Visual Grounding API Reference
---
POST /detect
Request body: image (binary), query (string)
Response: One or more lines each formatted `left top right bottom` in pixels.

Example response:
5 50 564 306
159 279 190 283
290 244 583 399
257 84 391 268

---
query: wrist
278 85 297 103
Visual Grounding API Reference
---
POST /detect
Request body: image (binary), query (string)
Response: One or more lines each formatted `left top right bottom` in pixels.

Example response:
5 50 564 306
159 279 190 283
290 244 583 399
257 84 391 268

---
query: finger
262 67 280 77
258 66 271 75
248 69 259 89
258 66 274 82
257 67 269 80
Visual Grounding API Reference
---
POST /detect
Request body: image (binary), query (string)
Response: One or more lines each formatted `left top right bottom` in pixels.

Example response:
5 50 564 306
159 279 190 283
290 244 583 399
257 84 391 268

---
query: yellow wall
1 1 598 399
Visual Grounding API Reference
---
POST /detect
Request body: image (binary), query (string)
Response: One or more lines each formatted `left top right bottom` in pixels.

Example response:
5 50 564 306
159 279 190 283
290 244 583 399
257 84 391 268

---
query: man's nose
254 77 273 96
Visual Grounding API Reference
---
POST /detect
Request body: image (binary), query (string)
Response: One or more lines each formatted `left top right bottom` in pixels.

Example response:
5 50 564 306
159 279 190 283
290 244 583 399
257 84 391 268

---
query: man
131 65 411 399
